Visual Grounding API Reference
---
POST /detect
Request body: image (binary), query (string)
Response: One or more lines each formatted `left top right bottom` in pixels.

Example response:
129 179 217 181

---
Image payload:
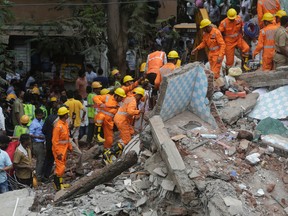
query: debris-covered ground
2 63 288 216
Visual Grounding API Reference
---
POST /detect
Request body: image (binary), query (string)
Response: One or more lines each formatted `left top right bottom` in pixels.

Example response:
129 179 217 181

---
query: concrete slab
0 188 35 216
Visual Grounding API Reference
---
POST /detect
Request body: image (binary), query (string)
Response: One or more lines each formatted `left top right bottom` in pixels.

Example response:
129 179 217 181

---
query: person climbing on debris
113 87 145 158
192 18 226 79
218 8 250 73
159 50 179 84
52 107 72 191
253 13 278 71
93 88 126 151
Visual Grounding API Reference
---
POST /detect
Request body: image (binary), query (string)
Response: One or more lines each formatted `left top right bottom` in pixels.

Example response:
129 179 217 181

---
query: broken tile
124 179 132 186
245 153 261 165
161 179 175 191
227 146 237 156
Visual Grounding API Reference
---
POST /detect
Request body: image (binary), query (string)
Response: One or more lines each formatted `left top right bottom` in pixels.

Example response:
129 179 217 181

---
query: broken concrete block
188 170 201 179
153 167 167 178
256 189 265 197
237 130 253 141
143 210 158 216
161 179 176 191
135 196 148 207
171 134 187 141
227 146 237 156
266 183 275 193
239 139 250 152
223 196 243 215
245 153 261 165
284 207 288 215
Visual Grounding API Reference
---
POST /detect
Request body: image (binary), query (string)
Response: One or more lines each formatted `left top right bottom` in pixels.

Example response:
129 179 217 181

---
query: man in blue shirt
0 137 13 193
29 108 45 181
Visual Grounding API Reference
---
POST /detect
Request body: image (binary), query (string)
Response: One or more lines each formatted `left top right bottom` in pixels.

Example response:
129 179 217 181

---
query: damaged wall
153 62 217 128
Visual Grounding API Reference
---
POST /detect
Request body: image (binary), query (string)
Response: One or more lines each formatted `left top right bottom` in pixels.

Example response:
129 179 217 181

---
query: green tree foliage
0 0 15 75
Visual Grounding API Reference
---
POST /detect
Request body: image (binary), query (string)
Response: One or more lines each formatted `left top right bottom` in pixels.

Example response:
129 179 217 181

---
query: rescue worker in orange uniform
275 10 287 26
114 87 145 152
146 45 167 90
121 75 141 97
219 8 250 71
257 0 280 27
93 88 126 149
253 13 279 71
159 50 179 85
192 19 226 79
52 107 72 191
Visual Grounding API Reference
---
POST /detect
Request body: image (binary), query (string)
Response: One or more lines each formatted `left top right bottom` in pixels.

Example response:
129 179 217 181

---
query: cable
4 0 177 7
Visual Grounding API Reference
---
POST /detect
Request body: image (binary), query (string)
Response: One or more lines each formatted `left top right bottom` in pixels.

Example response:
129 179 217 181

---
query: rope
244 21 260 39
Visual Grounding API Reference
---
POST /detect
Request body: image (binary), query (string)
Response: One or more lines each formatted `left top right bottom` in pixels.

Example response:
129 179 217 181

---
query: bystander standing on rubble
85 64 97 86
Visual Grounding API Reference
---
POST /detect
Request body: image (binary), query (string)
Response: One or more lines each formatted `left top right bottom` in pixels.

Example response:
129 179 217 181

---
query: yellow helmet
57 107 69 116
133 87 145 96
123 75 134 84
140 62 146 72
275 10 287 18
20 115 30 124
114 88 126 98
167 50 179 59
100 88 110 95
227 8 237 19
32 87 40 95
6 93 16 101
262 12 274 21
50 97 57 102
92 81 102 89
200 19 212 29
111 69 120 76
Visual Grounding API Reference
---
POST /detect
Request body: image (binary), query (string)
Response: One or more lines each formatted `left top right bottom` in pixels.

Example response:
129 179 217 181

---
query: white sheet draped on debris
248 86 288 120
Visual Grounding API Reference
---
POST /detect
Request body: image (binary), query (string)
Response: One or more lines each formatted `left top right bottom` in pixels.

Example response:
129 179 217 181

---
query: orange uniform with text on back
114 96 140 145
196 27 226 79
253 23 278 71
219 15 250 68
93 94 119 148
52 119 72 177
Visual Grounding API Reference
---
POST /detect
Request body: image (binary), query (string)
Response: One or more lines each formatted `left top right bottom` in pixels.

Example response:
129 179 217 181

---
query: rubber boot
94 124 105 143
243 56 251 71
102 149 116 165
59 177 70 189
53 175 61 191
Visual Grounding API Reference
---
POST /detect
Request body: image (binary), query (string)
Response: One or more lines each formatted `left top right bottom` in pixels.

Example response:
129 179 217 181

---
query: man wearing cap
52 107 72 191
219 8 250 72
273 16 288 69
253 13 278 71
111 69 122 89
192 19 226 79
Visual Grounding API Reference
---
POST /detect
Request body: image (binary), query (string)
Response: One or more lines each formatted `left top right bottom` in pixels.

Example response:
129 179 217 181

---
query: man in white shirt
0 106 5 136
85 64 97 86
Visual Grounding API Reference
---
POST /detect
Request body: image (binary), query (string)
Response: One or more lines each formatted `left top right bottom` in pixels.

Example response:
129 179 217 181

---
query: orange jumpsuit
146 51 167 89
219 16 250 68
52 119 72 177
93 94 119 149
257 0 280 27
114 96 140 145
121 81 139 97
196 27 226 79
159 62 176 84
253 23 278 71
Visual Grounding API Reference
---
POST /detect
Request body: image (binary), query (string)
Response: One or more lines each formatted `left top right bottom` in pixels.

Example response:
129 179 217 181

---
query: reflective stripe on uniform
117 111 128 116
209 46 220 51
264 45 275 49
226 33 239 38
58 140 69 144
100 110 114 117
